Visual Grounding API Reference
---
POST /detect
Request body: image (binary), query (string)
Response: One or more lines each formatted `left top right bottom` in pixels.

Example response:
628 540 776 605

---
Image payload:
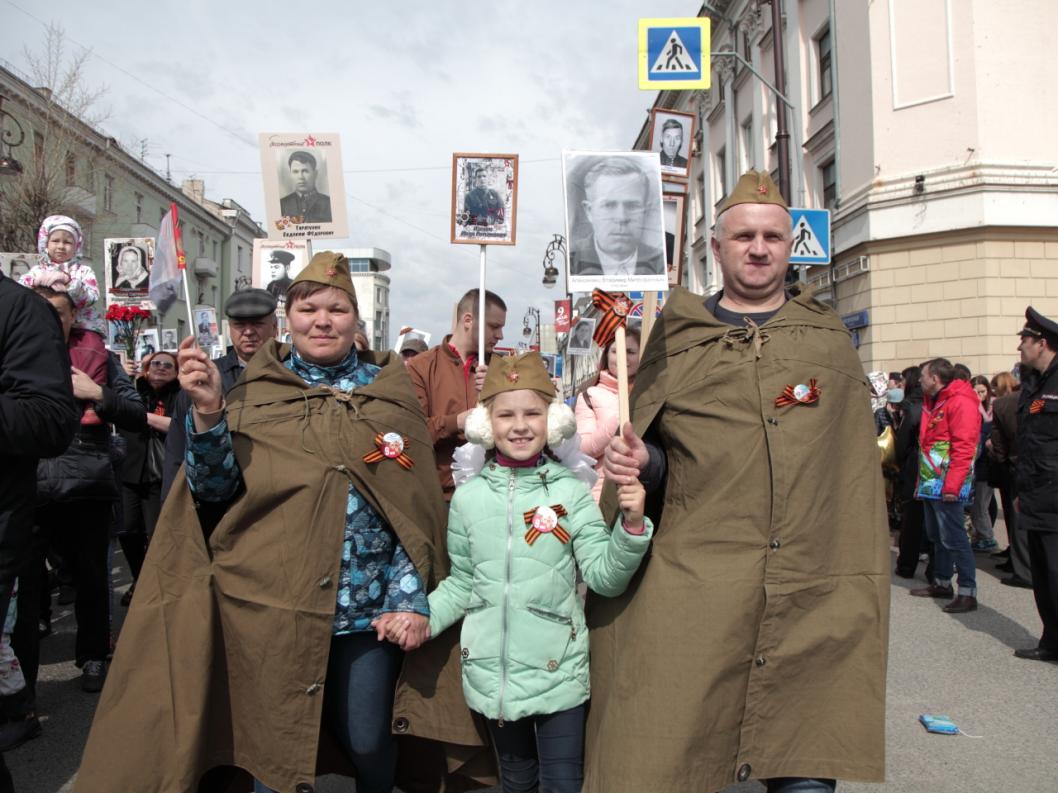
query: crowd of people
0 173 1055 793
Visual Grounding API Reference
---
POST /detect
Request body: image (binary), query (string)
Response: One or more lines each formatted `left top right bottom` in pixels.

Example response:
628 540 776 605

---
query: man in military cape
75 256 486 792
584 172 890 792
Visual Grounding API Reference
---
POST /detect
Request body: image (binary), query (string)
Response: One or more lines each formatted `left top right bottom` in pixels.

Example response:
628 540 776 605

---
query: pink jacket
575 371 621 502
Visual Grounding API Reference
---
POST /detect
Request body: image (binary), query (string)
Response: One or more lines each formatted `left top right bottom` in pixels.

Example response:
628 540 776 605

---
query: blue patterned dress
184 346 428 634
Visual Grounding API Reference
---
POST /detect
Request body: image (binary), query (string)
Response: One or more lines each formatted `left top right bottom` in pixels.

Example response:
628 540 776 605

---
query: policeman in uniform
1013 306 1058 663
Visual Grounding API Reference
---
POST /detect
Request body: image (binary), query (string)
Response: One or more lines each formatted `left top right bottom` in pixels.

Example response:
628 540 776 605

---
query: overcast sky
2 0 696 346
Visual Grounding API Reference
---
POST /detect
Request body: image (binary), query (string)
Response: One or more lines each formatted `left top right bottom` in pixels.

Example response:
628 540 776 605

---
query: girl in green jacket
382 352 651 793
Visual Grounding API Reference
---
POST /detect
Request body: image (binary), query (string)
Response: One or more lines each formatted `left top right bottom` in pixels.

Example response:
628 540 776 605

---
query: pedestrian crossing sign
639 18 711 90
788 208 832 265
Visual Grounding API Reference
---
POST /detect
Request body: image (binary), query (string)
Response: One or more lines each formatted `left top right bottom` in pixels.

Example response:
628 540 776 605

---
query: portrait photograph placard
194 306 220 349
648 108 696 181
0 252 36 280
104 238 155 306
259 132 348 241
562 151 668 294
161 328 179 351
252 239 310 311
451 153 518 246
663 193 686 286
135 328 160 362
567 317 596 355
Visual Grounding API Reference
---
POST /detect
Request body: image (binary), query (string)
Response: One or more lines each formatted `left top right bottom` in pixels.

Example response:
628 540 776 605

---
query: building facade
0 63 265 340
331 247 392 351
637 0 1058 377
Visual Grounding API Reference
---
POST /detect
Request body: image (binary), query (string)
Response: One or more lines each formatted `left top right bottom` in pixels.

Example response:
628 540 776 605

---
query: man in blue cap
1013 306 1058 663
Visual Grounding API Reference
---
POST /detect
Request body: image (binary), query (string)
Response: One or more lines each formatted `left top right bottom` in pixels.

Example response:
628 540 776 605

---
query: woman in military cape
75 253 487 793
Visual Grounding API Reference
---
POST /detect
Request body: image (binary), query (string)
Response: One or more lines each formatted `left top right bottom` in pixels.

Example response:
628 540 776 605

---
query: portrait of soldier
658 117 688 170
279 150 333 223
464 164 505 226
264 250 295 304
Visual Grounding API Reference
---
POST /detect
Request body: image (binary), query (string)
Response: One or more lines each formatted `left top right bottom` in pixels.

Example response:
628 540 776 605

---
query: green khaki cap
290 251 357 302
716 170 789 216
479 352 557 404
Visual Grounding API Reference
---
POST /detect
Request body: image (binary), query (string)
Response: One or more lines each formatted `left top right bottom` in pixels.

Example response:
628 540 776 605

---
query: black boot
0 687 41 751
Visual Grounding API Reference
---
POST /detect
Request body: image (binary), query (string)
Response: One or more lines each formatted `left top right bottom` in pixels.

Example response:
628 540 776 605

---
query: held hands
177 335 223 420
602 422 648 485
617 480 646 534
371 612 430 651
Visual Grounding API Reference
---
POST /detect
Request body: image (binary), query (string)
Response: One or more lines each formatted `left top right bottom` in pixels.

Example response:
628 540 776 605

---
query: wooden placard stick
641 291 658 349
615 318 630 428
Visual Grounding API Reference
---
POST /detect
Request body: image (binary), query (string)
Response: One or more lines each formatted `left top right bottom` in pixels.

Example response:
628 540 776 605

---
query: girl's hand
371 612 430 650
36 270 70 290
617 480 646 534
177 335 223 419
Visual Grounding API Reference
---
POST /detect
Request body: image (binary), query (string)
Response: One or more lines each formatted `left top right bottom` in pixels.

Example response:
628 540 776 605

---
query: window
742 31 752 61
33 131 43 161
821 159 837 209
696 173 706 222
817 26 833 100
715 148 728 202
196 230 206 256
65 152 76 186
103 174 114 212
212 239 218 262
740 119 753 173
135 193 143 223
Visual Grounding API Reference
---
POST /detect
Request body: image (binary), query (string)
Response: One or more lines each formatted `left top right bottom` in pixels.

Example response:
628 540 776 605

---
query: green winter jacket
428 457 653 722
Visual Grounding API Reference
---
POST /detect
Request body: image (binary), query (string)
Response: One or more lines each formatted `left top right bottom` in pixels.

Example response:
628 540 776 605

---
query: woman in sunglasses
116 351 181 606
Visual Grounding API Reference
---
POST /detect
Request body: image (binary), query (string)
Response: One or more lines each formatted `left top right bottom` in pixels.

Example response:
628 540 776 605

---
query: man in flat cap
399 336 428 366
569 157 665 278
586 171 889 793
161 288 278 501
1013 306 1058 663
279 150 332 223
265 249 296 306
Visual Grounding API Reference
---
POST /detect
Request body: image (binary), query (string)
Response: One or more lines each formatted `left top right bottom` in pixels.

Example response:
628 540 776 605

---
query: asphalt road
6 518 1057 793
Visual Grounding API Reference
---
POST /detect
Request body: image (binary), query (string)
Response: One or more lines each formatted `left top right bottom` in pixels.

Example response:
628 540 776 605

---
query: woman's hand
371 612 430 651
178 336 223 427
70 366 103 402
617 480 646 534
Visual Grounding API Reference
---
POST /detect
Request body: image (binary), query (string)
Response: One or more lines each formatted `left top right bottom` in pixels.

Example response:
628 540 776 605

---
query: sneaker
0 715 41 752
81 660 106 693
972 539 999 553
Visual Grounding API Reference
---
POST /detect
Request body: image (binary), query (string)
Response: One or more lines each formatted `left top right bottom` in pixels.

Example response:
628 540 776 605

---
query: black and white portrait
136 329 159 362
161 328 179 351
195 307 219 349
562 151 668 293
663 193 686 286
252 239 308 311
649 109 696 180
104 238 155 303
259 132 348 241
451 153 518 246
0 253 35 280
567 317 596 355
278 150 332 223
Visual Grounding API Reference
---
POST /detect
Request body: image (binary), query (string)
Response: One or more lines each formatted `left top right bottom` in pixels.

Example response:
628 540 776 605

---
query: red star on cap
757 183 768 194
505 371 520 383
326 267 337 277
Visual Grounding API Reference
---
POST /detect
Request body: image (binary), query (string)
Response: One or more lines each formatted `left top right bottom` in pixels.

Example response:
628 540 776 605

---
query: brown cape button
393 716 410 734
547 660 558 672
737 763 752 782
461 647 470 660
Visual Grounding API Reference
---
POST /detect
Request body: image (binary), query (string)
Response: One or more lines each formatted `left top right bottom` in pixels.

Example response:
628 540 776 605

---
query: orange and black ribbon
590 289 633 348
523 504 571 546
362 432 414 470
774 378 821 408
1030 399 1044 414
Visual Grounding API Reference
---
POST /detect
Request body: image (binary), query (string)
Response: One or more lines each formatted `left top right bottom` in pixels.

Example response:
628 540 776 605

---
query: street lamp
0 95 26 177
541 234 565 288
